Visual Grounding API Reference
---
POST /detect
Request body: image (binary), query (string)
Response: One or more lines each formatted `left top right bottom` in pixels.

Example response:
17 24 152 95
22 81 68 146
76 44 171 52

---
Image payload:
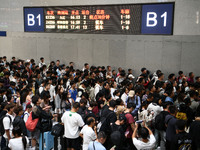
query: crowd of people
0 55 200 150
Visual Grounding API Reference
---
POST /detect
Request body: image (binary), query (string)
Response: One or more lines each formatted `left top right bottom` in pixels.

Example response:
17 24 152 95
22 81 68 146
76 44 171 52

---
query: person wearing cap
126 90 141 116
126 90 136 105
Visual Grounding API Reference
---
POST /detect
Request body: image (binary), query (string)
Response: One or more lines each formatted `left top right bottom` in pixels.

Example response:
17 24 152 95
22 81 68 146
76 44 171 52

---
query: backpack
155 111 168 131
97 111 113 133
51 123 64 137
25 112 39 132
110 124 123 146
0 115 12 135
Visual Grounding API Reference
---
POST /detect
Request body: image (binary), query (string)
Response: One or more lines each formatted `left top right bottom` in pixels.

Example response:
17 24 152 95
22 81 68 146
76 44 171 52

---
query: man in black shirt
189 106 200 150
99 100 117 149
171 120 192 150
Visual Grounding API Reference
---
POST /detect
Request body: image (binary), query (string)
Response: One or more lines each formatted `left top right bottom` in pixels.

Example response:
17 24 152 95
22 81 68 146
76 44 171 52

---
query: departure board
24 3 174 35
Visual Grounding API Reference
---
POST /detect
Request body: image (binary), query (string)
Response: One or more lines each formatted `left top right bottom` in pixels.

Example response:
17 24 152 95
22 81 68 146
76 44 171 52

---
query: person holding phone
132 121 156 150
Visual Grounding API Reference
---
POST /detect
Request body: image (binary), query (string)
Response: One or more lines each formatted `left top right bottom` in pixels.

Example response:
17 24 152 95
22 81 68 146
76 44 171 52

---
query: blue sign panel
0 31 6 36
24 8 44 32
141 4 174 35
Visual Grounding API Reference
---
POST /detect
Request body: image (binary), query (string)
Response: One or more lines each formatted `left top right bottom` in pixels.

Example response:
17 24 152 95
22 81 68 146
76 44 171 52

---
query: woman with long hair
8 126 28 150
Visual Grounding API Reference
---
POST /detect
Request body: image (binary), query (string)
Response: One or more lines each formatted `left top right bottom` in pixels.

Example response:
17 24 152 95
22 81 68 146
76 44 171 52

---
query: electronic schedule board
24 3 174 35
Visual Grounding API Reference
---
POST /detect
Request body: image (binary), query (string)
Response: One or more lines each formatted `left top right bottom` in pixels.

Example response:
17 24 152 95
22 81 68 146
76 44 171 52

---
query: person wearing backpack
13 105 27 136
154 102 170 150
171 120 192 150
0 102 8 149
31 95 53 150
98 100 117 149
1 103 15 149
110 113 127 150
165 105 177 150
8 126 29 150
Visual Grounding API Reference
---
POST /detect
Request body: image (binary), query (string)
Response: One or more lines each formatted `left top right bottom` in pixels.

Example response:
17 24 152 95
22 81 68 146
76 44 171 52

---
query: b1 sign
24 8 44 32
141 4 174 35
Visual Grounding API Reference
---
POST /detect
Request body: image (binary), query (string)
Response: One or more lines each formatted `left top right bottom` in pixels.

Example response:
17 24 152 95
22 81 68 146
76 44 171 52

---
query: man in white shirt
61 102 85 150
2 103 15 149
80 117 97 150
38 57 45 68
94 79 103 98
132 121 156 150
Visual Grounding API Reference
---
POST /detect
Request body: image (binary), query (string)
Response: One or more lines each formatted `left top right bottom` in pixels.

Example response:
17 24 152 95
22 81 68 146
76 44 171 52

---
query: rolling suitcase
39 131 54 150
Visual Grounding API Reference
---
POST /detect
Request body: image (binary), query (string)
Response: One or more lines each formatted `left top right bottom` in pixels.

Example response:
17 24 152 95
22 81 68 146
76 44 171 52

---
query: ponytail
22 135 27 149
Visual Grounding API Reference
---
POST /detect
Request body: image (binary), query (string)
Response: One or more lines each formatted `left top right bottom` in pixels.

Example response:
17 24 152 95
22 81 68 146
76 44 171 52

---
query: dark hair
189 72 193 77
73 102 80 109
148 84 154 91
189 90 196 98
84 63 88 67
113 90 120 96
10 81 16 86
6 103 15 111
80 98 87 105
1 102 8 109
70 80 75 86
32 95 40 105
26 104 32 109
168 105 177 114
97 131 107 139
147 93 154 99
141 68 146 72
176 120 186 130
162 102 171 109
138 127 149 139
158 73 164 78
13 106 23 115
12 127 27 149
116 98 122 105
109 100 116 108
138 77 144 83
178 71 183 75
168 73 175 80
86 117 95 125
89 101 97 107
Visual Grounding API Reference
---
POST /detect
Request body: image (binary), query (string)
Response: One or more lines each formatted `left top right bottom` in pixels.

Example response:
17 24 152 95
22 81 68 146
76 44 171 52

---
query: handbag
51 123 64 137
25 112 39 132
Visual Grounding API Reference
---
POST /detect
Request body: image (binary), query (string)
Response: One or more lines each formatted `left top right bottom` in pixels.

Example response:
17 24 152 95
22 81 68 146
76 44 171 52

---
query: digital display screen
24 3 174 35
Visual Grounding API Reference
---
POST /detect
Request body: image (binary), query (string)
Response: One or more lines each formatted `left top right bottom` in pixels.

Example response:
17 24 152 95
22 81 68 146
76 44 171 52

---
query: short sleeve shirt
125 113 135 138
3 113 14 139
61 111 84 139
80 125 96 150
133 134 156 150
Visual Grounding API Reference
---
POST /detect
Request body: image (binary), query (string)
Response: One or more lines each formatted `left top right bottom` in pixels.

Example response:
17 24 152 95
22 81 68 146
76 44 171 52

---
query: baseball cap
128 90 135 97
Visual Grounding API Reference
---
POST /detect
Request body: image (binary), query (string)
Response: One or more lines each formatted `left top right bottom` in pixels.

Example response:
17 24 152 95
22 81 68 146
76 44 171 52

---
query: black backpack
97 111 113 133
155 111 168 131
51 123 64 137
0 115 12 135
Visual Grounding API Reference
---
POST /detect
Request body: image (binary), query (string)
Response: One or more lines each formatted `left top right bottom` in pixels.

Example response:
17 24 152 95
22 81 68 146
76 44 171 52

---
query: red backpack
25 112 39 132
